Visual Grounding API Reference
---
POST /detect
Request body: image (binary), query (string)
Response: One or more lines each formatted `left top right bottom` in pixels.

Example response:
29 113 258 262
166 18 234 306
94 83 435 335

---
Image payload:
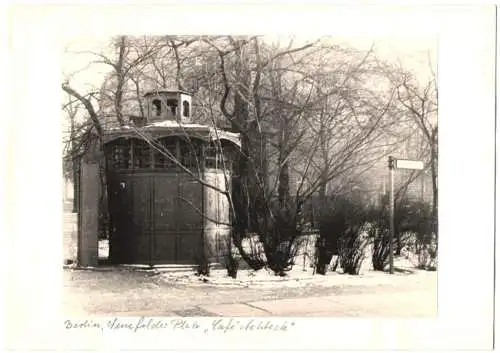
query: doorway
108 173 203 265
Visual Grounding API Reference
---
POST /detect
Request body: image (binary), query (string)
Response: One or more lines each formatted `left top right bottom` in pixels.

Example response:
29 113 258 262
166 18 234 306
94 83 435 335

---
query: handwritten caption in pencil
64 318 295 334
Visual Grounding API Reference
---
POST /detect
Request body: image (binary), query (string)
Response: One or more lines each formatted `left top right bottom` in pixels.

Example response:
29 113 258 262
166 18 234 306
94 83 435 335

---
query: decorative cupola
144 89 192 123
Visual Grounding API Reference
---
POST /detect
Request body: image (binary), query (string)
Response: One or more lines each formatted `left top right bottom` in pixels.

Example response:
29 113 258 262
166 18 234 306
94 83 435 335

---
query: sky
62 34 437 98
58 5 439 142
60 31 437 147
59 5 439 97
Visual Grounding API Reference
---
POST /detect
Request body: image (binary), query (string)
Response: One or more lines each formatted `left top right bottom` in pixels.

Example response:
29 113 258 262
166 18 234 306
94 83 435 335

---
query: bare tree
196 36 323 273
134 36 408 274
61 95 82 212
379 60 438 248
62 35 434 274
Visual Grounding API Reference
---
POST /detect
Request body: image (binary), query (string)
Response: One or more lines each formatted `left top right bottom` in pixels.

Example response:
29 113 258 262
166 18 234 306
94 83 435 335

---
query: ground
63 258 437 317
64 202 436 317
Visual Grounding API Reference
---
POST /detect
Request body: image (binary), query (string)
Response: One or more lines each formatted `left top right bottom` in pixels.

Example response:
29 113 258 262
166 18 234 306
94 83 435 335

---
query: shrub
263 207 302 276
232 197 314 276
224 235 239 278
232 225 297 276
293 234 316 271
231 231 266 271
314 197 350 275
225 252 239 278
315 194 370 275
369 221 391 271
401 232 437 270
396 199 437 270
195 234 210 276
339 224 371 275
195 255 210 276
369 197 437 272
266 249 290 276
416 239 437 270
314 237 329 275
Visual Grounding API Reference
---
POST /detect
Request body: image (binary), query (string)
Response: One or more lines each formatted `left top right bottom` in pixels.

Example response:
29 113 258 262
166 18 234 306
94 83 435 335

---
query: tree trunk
396 230 402 256
278 156 290 208
430 145 438 251
316 118 334 274
131 77 145 118
114 36 127 126
70 116 79 213
232 90 252 234
316 178 328 275
72 159 80 213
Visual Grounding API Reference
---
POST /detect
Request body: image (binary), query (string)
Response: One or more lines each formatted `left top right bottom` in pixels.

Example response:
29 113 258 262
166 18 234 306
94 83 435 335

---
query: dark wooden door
151 175 177 263
109 173 203 265
177 178 203 263
108 176 134 264
130 176 151 264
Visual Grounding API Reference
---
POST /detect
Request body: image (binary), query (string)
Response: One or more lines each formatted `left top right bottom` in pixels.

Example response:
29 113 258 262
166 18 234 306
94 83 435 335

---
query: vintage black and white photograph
61 31 439 318
4 4 496 351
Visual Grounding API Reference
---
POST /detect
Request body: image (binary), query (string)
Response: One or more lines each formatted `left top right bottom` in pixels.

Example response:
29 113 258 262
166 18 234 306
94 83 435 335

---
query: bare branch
61 82 103 138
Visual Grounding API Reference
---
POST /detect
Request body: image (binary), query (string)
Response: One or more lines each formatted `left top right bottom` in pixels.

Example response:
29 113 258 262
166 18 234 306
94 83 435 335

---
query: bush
231 231 266 271
266 248 291 276
369 221 391 271
195 235 210 276
195 256 210 276
263 208 302 276
316 194 370 275
396 199 437 270
416 240 437 270
369 197 437 272
264 232 298 276
314 238 329 275
224 235 239 278
225 252 239 278
402 232 437 270
339 224 371 275
314 197 349 275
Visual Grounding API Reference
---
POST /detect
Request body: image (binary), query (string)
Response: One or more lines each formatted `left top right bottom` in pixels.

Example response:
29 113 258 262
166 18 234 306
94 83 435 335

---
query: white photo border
3 3 496 351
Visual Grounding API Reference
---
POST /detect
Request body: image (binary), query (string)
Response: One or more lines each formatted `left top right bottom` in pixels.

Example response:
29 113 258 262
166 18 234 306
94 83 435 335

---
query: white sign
395 159 424 170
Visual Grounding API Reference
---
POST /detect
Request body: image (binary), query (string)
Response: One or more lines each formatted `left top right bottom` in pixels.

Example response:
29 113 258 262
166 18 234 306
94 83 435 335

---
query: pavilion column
77 141 101 267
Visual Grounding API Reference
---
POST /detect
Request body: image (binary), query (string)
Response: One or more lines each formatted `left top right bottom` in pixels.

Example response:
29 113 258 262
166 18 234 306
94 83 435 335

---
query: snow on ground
160 256 427 289
97 239 433 290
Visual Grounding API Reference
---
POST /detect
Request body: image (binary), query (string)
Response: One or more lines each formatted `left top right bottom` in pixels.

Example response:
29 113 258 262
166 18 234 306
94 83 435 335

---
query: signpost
395 159 424 170
388 156 424 274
